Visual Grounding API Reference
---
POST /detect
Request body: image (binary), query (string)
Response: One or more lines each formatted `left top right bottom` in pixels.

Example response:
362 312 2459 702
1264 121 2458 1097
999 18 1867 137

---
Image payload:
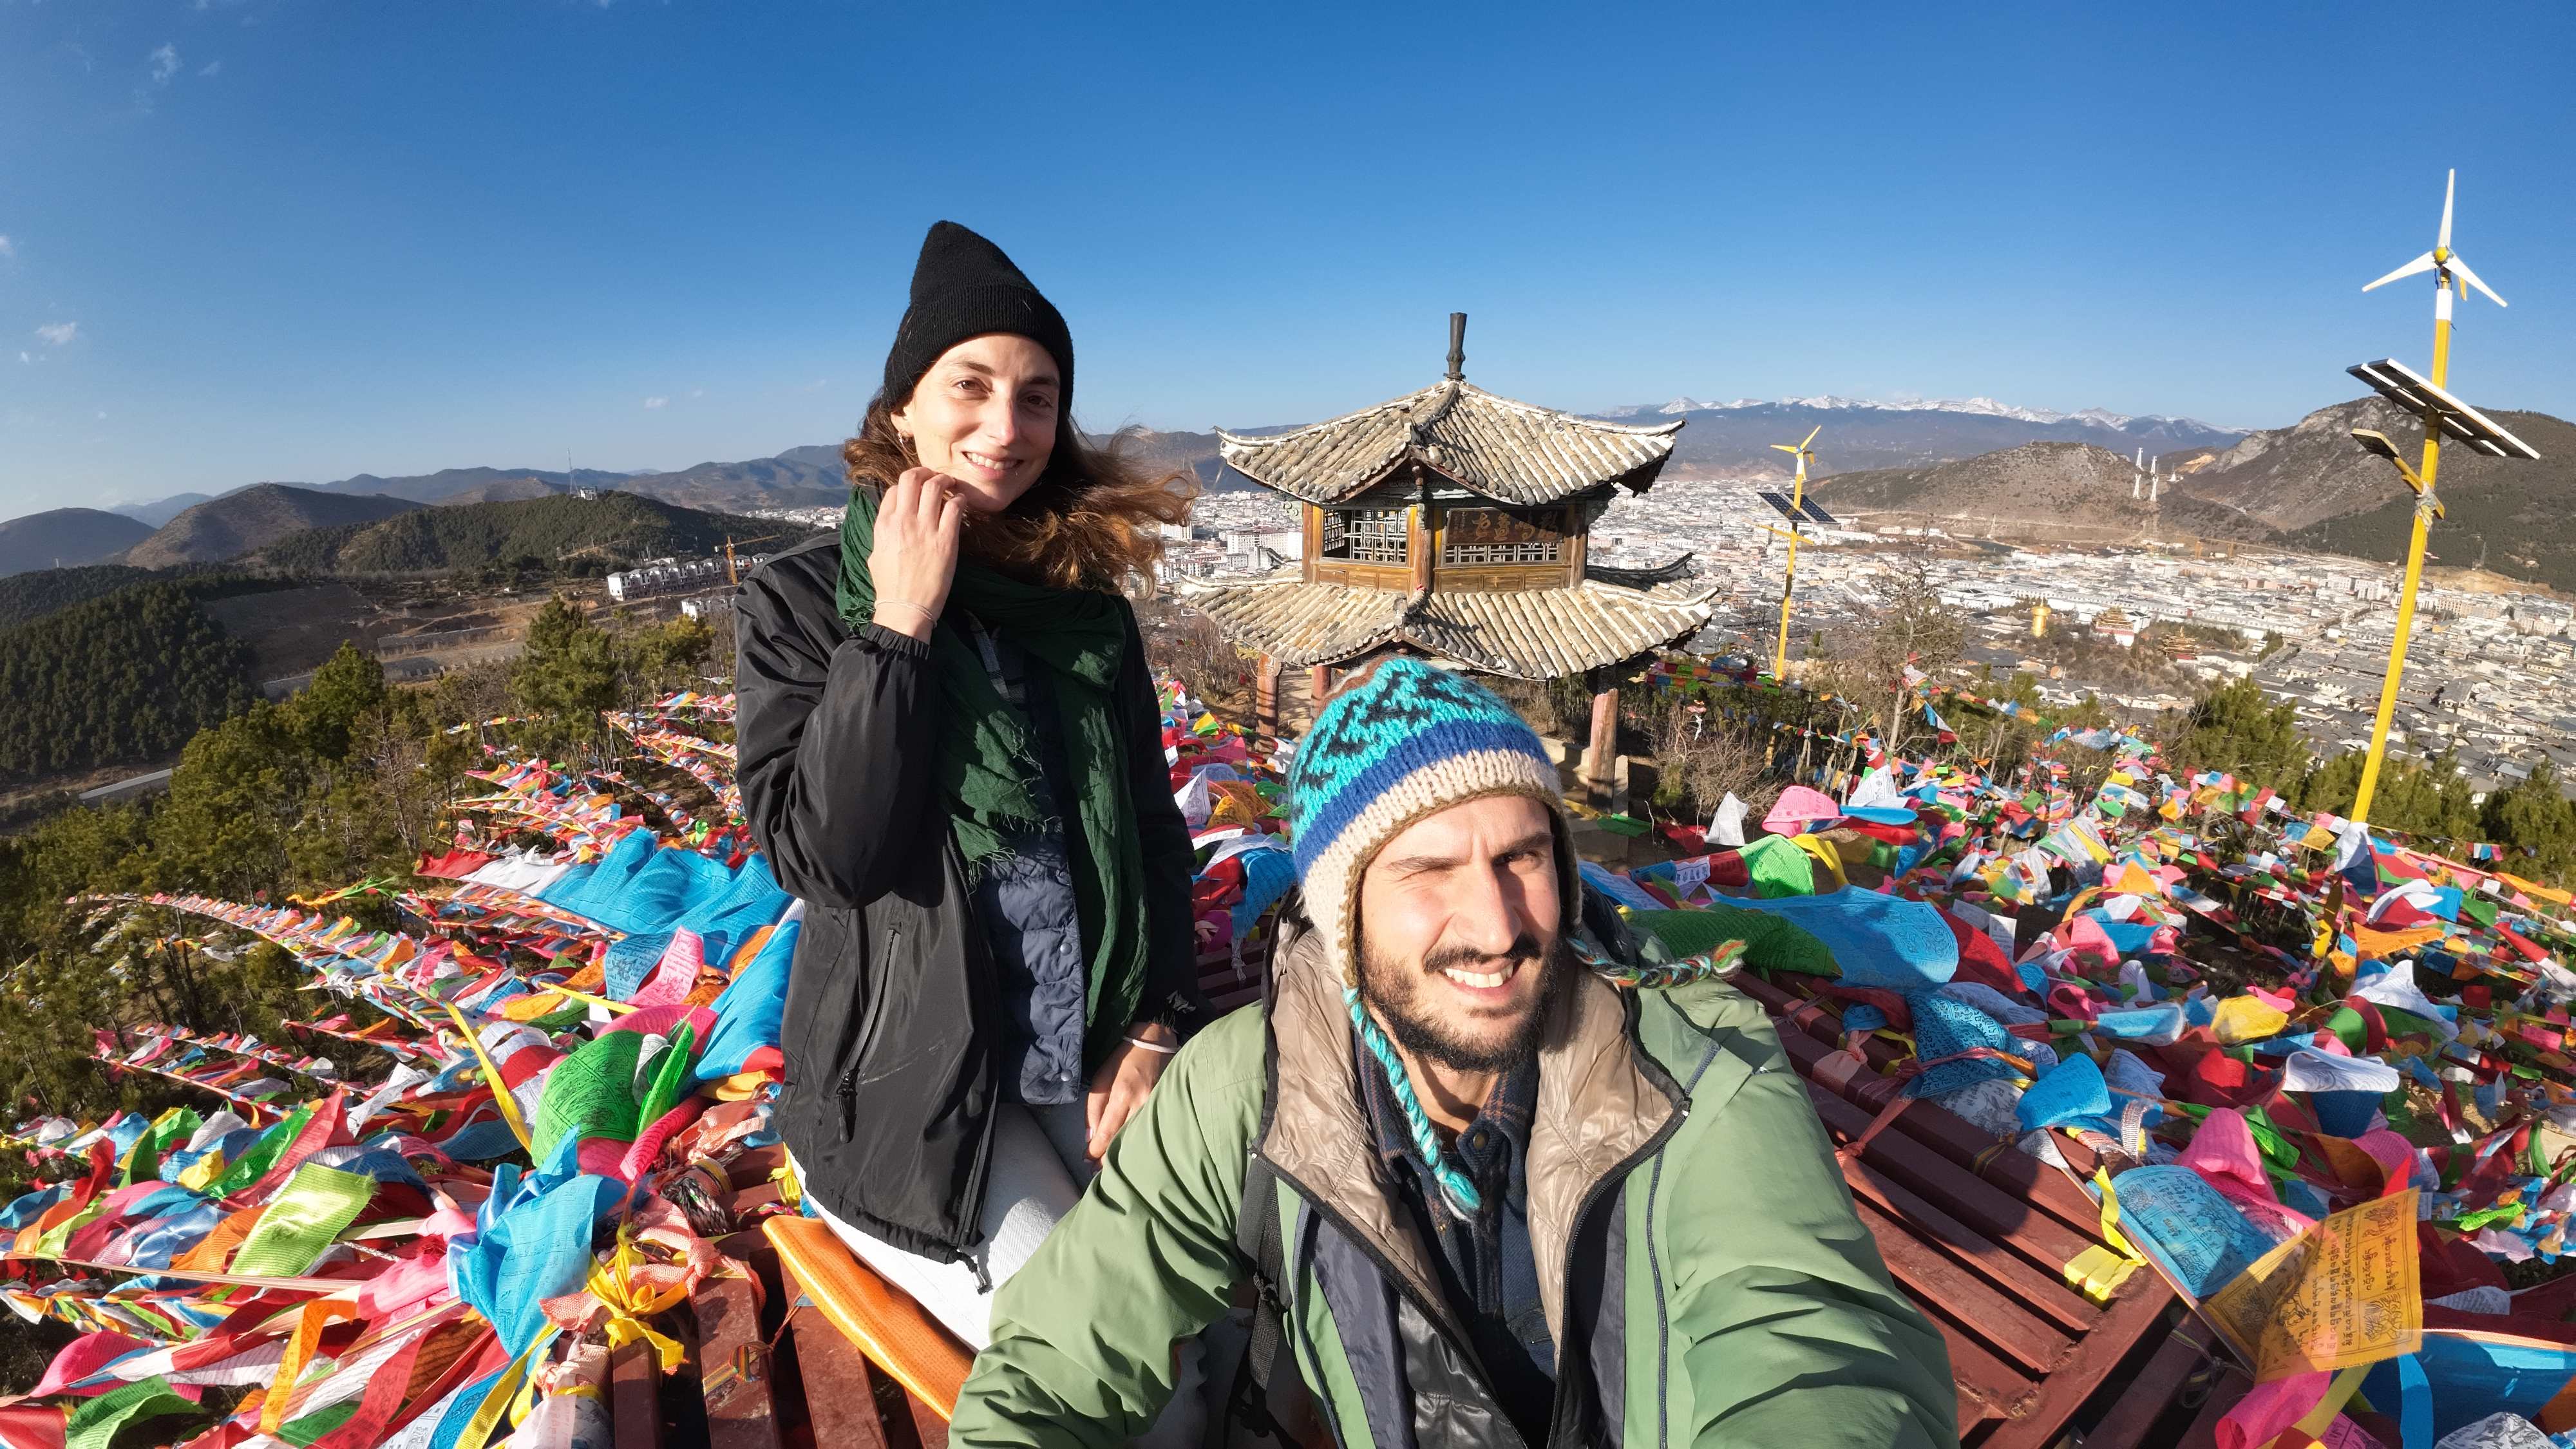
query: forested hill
0 580 260 786
252 491 817 576
0 564 155 629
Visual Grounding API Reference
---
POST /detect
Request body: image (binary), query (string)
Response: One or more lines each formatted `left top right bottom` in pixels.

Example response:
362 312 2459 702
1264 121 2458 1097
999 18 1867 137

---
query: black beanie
881 221 1075 416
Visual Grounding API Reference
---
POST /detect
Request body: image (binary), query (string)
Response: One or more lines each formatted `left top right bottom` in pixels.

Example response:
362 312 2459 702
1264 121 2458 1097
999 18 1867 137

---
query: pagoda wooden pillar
1582 667 1619 804
1255 652 1283 732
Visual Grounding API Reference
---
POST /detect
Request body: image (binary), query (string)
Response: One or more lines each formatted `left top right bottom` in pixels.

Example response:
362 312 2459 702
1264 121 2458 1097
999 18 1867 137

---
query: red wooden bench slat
694 1269 785 1449
2078 1323 2216 1449
1928 1311 2032 1436
1975 1256 2183 1449
786 1304 896 1449
1803 1082 2099 1271
609 1338 664 1449
1841 1154 2101 1336
1852 1197 2074 1374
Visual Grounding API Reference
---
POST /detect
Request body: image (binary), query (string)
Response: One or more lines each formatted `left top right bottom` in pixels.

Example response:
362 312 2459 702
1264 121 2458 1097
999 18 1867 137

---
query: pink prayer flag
1763 785 1842 836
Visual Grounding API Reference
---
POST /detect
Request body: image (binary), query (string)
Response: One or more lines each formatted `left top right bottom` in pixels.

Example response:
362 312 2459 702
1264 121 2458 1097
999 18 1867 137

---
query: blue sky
3 1 2571 518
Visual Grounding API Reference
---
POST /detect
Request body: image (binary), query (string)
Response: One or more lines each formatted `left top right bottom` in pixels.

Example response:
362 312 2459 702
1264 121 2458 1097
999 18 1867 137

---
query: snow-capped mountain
1598 394 2226 433
1588 395 2244 480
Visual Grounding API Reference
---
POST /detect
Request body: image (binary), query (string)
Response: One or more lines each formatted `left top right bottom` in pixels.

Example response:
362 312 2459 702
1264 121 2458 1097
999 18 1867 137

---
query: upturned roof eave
1179 573 1716 679
1215 379 1686 506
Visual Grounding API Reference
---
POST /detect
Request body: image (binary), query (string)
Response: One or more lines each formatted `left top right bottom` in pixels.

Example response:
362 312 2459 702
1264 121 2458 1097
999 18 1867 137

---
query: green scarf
835 487 1153 1059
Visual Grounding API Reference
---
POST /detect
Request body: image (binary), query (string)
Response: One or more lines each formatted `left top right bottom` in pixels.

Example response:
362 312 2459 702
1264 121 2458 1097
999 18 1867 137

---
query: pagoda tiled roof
1216 381 1683 506
1179 568 1715 678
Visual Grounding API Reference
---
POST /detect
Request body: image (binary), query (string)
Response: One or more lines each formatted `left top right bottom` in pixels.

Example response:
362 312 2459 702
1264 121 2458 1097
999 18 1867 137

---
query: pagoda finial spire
1446 312 1466 381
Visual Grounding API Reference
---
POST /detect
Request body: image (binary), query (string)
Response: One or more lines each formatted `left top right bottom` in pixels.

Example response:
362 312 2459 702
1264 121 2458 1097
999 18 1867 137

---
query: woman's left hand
1084 1021 1179 1162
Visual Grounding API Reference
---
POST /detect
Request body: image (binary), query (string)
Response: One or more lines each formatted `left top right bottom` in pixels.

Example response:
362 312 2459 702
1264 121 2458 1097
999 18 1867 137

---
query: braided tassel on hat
1567 934 1748 989
1346 988 1486 1217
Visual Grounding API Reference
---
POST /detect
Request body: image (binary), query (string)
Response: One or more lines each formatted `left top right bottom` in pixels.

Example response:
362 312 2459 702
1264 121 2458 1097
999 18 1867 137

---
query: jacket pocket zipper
836 923 898 1141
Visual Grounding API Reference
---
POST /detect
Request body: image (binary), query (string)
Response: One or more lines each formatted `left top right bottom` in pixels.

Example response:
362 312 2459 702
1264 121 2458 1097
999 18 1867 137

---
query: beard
1356 931 1574 1074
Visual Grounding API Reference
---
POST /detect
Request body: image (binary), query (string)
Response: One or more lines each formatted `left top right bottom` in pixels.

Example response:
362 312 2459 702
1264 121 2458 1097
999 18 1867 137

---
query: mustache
1420 936 1544 976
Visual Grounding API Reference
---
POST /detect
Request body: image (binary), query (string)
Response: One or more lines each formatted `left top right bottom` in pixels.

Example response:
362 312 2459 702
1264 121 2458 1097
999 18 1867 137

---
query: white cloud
0 235 14 259
198 60 222 77
34 322 78 346
16 352 28 365
148 44 179 85
94 410 107 421
642 395 668 410
689 387 705 399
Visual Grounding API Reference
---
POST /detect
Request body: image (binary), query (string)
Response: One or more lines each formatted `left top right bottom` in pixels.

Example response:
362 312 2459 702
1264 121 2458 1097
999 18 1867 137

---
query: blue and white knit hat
1287 658 1573 991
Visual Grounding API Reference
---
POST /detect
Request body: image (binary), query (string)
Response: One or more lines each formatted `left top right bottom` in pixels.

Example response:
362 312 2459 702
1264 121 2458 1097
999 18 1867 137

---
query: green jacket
952 913 1958 1449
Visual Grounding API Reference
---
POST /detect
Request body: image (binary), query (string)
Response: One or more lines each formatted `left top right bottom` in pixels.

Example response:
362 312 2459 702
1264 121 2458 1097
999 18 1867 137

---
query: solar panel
2347 359 2543 460
1756 489 1799 520
1797 499 1839 526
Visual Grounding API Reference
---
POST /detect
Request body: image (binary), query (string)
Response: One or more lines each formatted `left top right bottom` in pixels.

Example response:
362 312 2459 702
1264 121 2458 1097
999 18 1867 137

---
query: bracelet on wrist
1122 1034 1179 1056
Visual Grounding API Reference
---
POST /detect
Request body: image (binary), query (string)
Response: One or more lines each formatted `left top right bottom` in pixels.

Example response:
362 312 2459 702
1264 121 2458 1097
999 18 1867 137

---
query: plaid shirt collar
1352 1037 1539 1194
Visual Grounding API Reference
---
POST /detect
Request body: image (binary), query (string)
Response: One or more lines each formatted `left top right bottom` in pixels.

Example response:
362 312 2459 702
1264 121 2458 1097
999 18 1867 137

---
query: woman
734 222 1204 1361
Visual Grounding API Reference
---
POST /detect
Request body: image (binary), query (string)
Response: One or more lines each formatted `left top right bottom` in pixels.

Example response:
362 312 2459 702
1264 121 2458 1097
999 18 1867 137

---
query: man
951 659 1958 1448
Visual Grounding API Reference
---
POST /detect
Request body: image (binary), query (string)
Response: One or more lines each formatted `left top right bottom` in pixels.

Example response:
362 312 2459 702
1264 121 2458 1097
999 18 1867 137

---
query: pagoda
1182 315 1714 791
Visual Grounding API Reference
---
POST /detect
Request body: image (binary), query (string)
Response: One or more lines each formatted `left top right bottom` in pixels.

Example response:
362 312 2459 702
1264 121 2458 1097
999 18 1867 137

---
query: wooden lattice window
1441 507 1564 565
1321 508 1409 564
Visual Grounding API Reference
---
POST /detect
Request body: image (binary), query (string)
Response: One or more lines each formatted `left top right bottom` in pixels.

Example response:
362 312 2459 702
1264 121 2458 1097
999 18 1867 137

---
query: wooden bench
1738 971 2235 1448
657 963 2240 1448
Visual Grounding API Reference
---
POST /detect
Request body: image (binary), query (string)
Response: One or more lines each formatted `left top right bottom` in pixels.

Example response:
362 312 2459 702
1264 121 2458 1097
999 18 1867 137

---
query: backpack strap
1227 906 1302 1446
1227 1151 1296 1443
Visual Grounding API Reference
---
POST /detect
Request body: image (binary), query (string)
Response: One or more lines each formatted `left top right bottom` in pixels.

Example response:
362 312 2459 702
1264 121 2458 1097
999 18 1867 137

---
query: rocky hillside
0 507 154 578
1812 440 2269 540
2177 395 2571 535
2268 406 2576 592
122 485 422 568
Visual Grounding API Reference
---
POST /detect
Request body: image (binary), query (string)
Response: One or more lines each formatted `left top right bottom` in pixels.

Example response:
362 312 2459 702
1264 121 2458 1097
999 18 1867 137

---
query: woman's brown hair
842 393 1197 591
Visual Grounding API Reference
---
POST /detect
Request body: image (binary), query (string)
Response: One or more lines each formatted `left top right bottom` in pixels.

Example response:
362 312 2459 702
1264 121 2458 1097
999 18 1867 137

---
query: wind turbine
2342 168 2539 826
2362 169 2508 318
1767 426 1823 681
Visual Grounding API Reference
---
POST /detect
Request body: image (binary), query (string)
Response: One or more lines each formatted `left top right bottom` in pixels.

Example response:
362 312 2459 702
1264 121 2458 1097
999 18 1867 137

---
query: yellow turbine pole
1771 426 1820 681
2351 220 2462 824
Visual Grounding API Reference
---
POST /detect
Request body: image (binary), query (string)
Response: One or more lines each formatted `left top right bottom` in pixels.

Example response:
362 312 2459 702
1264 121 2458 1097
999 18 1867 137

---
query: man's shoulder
1172 996 1271 1103
1633 972 1787 1076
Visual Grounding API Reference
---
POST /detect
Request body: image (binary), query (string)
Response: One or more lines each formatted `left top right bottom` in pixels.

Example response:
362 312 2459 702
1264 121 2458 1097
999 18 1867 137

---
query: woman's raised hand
869 466 963 641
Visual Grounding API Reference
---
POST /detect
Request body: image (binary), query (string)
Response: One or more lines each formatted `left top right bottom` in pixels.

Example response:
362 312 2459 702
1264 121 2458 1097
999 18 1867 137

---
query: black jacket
733 532 1202 1261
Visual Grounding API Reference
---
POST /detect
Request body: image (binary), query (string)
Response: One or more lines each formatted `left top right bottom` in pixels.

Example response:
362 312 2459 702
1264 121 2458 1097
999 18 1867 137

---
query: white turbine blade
2448 254 2508 308
2363 252 2438 292
2439 169 2456 251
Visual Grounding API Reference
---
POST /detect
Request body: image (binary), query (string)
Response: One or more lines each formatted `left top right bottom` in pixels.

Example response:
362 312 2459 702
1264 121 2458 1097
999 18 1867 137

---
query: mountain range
1810 395 2575 592
1591 397 2244 480
12 392 2562 587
